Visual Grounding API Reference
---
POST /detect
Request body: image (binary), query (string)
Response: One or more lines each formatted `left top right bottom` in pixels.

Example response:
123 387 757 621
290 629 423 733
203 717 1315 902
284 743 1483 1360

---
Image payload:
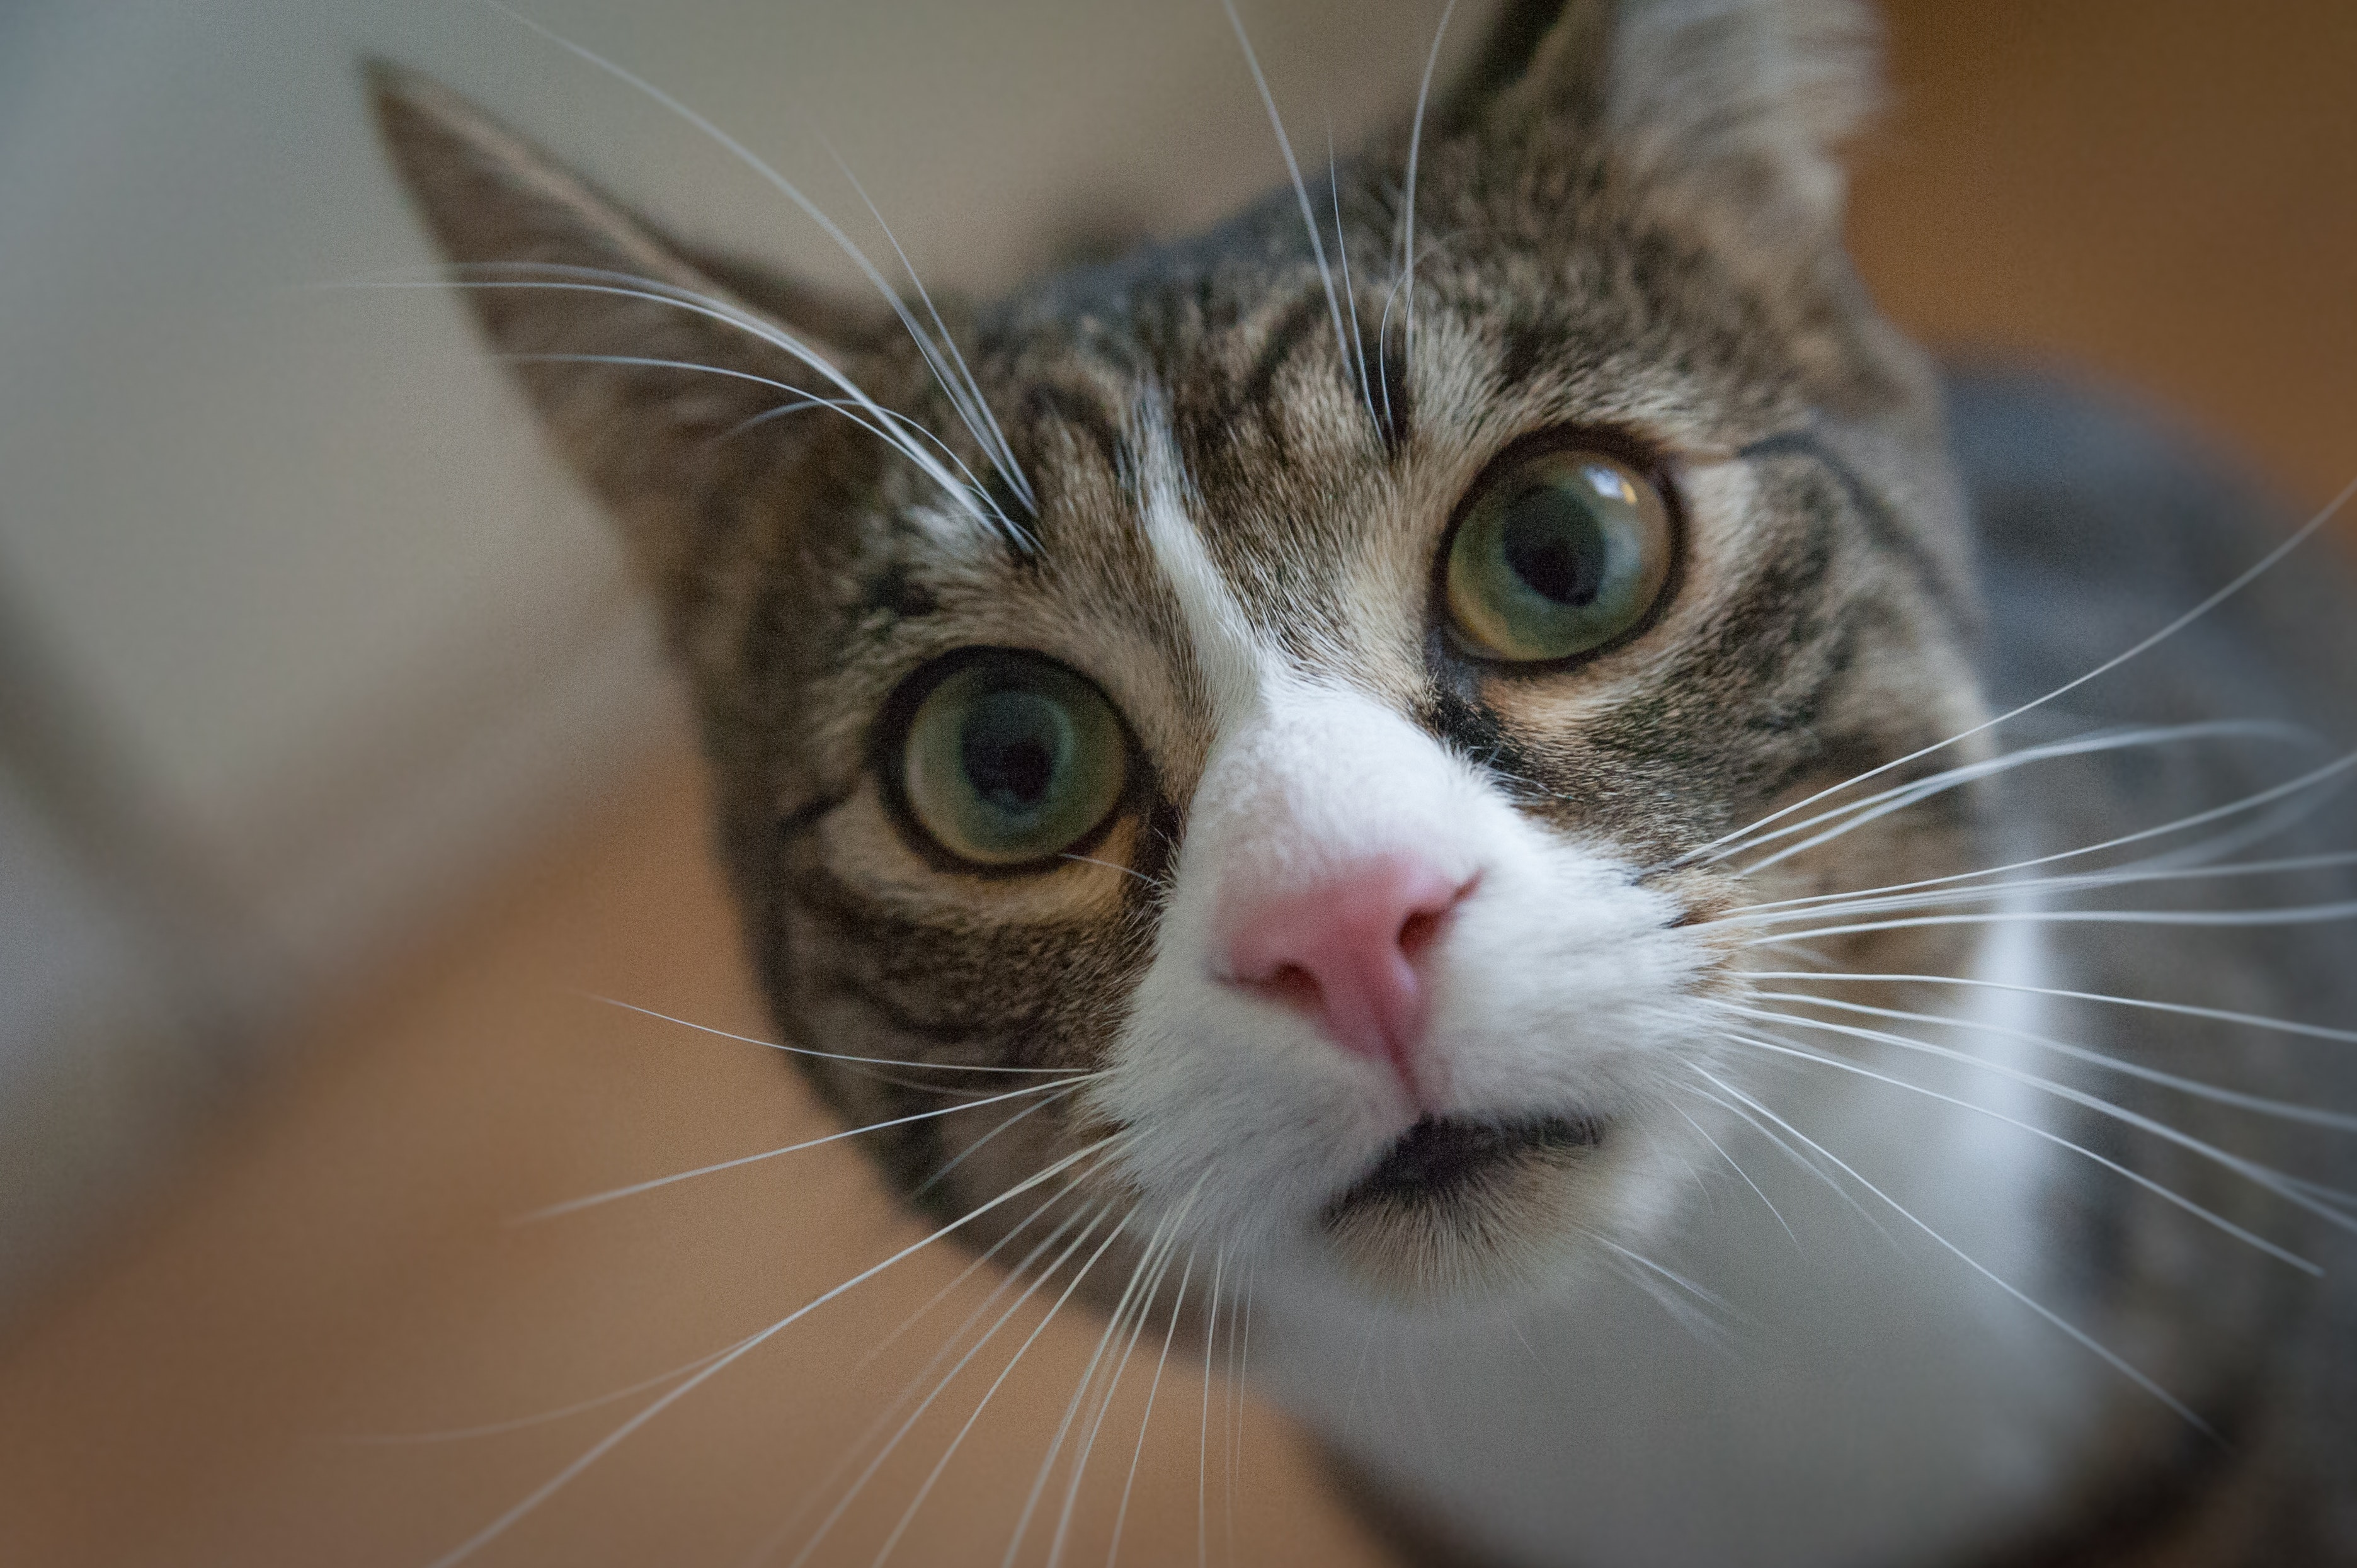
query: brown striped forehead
790 164 1974 872
983 221 1830 644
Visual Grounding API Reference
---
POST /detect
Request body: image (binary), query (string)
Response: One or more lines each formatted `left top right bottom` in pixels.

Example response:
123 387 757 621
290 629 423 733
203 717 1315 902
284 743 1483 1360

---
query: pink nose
1218 853 1471 1084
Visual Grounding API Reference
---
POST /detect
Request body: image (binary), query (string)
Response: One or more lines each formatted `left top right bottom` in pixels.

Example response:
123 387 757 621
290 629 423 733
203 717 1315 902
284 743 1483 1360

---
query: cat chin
1310 1113 1621 1310
1087 1086 1713 1326
1233 1140 1706 1331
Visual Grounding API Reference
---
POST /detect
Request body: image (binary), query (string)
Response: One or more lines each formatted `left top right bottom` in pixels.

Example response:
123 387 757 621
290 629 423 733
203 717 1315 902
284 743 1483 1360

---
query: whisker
778 1199 1119 1568
324 258 737 314
1740 991 2357 1132
343 1335 753 1447
1670 1142 1720 1218
1677 1081 1892 1242
1748 938 1846 970
1715 1003 2357 1231
1734 778 2346 918
1105 1245 1197 1568
1745 969 2357 1049
484 305 995 493
1581 1229 1738 1324
1721 720 2325 878
1581 1231 1737 1352
1327 132 1379 426
495 349 974 471
912 1081 1092 1201
423 1136 1122 1568
1059 852 1160 888
1003 1191 1197 1568
1685 1066 2210 1430
1711 1027 2320 1273
491 341 1021 529
1221 0 1369 433
1374 263 1403 433
517 1076 1097 1222
1197 1246 1225 1568
1746 896 2357 946
750 1186 1100 1564
1670 1103 1798 1250
823 143 1037 516
1680 464 2357 870
1226 1268 1253 1568
847 1186 1099 1383
1726 849 2357 930
495 349 809 393
1398 0 1461 365
1734 737 2354 892
845 1070 1043 1101
857 1202 1139 1568
1218 1260 1240 1568
357 269 1003 525
1505 1316 1546 1375
1048 1208 1196 1568
716 394 870 443
363 1166 1080 1451
2285 1173 2357 1214
476 0 1036 542
862 1145 1104 1383
582 993 1093 1074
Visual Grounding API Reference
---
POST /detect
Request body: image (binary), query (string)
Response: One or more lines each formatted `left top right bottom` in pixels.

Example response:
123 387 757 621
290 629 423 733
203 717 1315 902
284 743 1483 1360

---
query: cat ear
367 62 896 618
1449 0 1878 267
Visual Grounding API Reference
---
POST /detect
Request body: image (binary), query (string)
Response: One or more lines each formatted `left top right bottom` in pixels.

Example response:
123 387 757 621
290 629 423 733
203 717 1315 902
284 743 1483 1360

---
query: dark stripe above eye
1222 285 1412 458
857 560 940 621
1020 382 1129 479
1229 290 1332 438
1492 299 1580 396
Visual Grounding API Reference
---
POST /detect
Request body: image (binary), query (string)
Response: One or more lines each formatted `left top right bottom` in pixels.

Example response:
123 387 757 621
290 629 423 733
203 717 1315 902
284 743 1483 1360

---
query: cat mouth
1324 1111 1606 1222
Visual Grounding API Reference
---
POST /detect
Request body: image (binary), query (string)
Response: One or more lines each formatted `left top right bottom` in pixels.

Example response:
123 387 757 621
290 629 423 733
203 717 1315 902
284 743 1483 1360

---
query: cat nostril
1216 853 1472 1084
1398 905 1447 962
1251 962 1325 1016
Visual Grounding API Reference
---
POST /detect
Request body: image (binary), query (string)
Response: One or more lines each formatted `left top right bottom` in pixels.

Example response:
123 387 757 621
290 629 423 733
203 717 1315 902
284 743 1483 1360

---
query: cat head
375 0 1989 1315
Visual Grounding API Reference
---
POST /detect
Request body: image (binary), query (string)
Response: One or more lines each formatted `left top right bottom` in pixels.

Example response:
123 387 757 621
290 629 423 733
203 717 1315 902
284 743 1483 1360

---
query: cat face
375 0 1990 1312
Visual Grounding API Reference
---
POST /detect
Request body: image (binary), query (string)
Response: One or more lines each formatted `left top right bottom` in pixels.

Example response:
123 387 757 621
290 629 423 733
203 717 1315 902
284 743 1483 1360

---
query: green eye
898 652 1130 867
1444 448 1675 663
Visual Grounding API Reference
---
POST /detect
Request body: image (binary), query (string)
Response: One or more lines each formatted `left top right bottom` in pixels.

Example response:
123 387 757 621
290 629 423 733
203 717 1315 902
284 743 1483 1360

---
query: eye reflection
897 652 1129 868
1444 448 1675 664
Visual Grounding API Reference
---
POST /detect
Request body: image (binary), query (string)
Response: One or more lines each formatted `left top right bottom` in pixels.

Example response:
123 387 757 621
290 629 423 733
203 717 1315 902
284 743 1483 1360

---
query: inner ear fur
367 60 901 625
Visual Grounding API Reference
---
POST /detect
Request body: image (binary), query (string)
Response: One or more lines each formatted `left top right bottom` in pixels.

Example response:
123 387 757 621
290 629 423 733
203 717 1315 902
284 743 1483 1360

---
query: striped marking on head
1129 389 1270 729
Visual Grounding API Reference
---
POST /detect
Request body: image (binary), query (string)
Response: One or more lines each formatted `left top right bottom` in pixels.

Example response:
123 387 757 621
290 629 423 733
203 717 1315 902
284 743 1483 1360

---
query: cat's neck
1250 913 2108 1568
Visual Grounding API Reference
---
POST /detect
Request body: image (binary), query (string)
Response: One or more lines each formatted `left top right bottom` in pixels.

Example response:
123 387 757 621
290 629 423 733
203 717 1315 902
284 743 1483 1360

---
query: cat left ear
1461 0 1880 269
367 61 899 627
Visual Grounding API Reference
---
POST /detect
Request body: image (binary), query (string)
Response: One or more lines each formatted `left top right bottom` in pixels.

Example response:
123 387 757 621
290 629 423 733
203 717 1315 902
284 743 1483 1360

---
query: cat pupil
960 691 1065 817
1500 484 1606 607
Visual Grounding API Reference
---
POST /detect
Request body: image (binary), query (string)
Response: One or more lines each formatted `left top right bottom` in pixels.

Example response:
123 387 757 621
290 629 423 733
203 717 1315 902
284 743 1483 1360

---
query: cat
372 0 2357 1562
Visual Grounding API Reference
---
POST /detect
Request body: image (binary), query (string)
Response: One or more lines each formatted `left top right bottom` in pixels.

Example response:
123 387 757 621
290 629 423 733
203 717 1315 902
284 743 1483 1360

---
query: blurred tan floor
3 3 2354 1566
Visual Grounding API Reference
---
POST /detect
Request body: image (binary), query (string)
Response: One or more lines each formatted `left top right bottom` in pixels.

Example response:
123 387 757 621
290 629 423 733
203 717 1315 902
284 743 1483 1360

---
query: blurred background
0 1 2352 1564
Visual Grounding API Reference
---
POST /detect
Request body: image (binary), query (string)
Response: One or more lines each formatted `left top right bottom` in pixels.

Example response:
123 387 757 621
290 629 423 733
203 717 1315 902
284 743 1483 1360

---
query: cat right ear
1442 0 1880 279
366 61 896 623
